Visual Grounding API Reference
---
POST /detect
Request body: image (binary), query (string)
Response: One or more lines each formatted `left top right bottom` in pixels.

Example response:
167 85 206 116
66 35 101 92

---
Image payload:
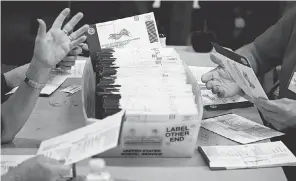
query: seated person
201 6 296 180
1 8 88 181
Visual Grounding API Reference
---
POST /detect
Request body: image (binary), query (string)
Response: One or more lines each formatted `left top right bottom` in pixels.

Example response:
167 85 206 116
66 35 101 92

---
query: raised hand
33 8 89 69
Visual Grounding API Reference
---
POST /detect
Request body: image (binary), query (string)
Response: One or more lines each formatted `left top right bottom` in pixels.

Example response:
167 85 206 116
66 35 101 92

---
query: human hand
201 53 242 97
32 8 89 69
6 155 71 181
57 46 82 70
254 98 296 131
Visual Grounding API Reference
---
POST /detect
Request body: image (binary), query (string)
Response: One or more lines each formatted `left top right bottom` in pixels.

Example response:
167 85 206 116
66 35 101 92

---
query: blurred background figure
2 1 295 66
2 1 296 94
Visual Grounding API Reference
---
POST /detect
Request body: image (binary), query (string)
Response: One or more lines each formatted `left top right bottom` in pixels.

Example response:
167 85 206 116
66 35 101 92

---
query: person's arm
3 45 84 90
4 64 30 89
1 59 51 144
235 43 260 74
235 6 296 76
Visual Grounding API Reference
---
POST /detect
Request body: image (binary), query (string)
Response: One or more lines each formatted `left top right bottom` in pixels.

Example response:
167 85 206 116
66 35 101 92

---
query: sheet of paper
189 66 214 86
37 111 124 165
1 155 35 176
69 60 87 78
201 114 284 144
200 141 296 169
5 87 18 95
212 43 268 101
201 89 248 106
40 72 68 95
60 84 82 94
95 12 161 49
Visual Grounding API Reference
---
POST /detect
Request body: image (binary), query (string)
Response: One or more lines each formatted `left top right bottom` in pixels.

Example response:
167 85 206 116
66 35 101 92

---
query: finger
212 86 220 94
201 67 221 83
206 79 220 90
59 65 72 70
210 53 225 68
272 98 291 104
36 19 47 39
59 60 75 67
69 47 82 56
52 8 70 29
263 115 284 131
201 72 214 83
62 56 76 62
80 43 89 51
63 12 84 33
69 24 89 40
217 90 225 98
70 35 87 49
257 98 279 113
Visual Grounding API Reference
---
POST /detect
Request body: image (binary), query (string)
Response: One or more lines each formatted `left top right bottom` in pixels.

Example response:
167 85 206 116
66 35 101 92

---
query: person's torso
278 21 296 100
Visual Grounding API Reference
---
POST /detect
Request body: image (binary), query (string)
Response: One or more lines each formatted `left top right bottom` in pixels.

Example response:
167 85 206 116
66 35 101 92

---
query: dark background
1 1 295 66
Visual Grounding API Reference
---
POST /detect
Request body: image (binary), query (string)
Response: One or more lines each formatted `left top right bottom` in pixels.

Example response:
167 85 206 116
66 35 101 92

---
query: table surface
1 46 287 181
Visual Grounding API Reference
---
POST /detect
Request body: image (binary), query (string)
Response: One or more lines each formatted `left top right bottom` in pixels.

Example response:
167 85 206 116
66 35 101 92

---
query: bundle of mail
95 47 199 122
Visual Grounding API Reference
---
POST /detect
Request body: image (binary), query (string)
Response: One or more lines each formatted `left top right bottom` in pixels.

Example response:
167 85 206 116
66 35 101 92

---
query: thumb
37 19 47 38
210 53 225 68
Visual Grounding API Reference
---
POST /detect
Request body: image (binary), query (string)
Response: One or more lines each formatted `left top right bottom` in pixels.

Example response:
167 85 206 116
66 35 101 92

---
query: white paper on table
40 71 68 95
189 66 214 86
201 114 284 144
69 60 87 78
199 141 296 169
37 111 125 165
201 89 248 106
5 87 18 95
60 84 82 94
1 155 35 176
95 12 161 49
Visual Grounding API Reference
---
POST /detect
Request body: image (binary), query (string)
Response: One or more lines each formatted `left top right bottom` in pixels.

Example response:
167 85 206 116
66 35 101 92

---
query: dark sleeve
253 6 296 75
1 74 10 104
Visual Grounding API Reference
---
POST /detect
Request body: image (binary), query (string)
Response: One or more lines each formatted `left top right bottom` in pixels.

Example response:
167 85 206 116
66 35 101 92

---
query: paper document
189 66 215 86
94 12 160 48
68 59 87 78
199 141 296 170
1 155 35 176
40 71 68 95
201 114 284 144
212 43 268 101
37 111 124 165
